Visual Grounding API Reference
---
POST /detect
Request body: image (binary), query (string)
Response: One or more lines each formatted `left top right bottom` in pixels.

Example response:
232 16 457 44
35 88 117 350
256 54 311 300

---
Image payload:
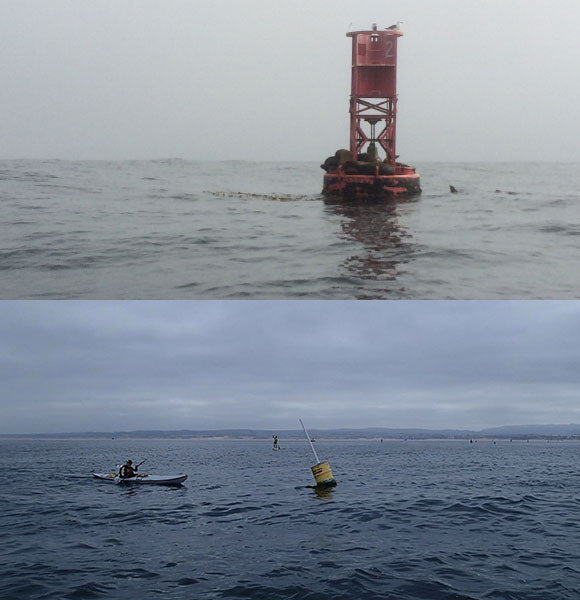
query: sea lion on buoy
320 156 339 172
343 160 378 175
379 162 396 175
321 149 356 171
335 149 354 164
367 142 379 161
358 144 381 163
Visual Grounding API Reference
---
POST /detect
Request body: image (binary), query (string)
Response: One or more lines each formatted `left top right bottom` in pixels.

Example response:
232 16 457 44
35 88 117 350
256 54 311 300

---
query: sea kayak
93 472 188 485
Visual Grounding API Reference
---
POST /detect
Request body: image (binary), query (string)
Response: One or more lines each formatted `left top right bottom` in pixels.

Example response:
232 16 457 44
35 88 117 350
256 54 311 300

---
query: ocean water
1 438 579 599
1 159 579 299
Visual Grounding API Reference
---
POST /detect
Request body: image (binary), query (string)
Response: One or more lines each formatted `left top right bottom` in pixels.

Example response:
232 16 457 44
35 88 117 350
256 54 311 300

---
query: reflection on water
312 485 335 500
324 198 418 294
304 484 335 500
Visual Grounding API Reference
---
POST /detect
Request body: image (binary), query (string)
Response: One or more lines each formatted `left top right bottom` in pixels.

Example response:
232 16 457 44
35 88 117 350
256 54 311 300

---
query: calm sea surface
1 439 579 599
1 160 579 299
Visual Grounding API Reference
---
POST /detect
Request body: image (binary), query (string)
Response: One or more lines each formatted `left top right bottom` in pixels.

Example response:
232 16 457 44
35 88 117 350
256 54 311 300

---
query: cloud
1 301 579 433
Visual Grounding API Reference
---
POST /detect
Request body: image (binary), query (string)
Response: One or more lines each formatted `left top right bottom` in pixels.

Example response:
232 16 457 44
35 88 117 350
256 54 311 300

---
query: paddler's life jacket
119 464 136 478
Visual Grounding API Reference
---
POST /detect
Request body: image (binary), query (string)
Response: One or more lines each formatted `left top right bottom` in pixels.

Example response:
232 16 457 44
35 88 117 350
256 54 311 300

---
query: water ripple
2 439 580 599
2 159 579 298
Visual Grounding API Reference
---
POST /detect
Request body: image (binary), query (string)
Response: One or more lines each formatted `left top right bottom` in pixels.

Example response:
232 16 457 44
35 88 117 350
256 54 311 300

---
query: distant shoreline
1 436 579 442
2 425 580 442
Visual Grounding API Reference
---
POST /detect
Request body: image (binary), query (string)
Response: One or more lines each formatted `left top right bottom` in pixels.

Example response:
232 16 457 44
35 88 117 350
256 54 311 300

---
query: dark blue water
2 439 579 599
2 160 579 299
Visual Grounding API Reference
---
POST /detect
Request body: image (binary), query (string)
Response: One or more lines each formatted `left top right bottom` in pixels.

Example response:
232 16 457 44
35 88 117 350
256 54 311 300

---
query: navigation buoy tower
321 23 421 198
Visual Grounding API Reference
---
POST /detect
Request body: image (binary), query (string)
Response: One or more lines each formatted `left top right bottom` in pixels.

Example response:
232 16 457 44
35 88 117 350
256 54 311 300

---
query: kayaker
119 459 138 479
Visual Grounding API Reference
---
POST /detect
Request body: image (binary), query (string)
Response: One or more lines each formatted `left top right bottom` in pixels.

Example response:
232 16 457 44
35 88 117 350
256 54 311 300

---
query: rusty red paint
347 27 402 165
323 165 421 199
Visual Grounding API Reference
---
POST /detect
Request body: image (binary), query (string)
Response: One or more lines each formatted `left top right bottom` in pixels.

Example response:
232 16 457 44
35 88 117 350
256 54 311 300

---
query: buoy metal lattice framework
321 23 421 198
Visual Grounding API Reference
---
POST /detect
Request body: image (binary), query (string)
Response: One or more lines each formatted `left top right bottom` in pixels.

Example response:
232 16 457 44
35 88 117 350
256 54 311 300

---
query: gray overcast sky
1 301 579 434
1 0 579 162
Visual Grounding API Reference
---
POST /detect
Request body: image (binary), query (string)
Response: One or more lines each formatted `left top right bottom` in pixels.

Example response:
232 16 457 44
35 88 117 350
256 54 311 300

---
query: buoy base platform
311 461 337 487
322 164 421 199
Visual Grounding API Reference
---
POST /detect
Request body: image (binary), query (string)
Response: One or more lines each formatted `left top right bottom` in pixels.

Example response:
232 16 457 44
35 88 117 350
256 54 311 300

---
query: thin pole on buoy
299 418 320 464
299 418 337 488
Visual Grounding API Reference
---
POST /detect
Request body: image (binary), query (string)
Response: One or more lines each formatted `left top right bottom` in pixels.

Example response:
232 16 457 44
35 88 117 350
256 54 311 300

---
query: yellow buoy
300 418 337 488
311 460 336 487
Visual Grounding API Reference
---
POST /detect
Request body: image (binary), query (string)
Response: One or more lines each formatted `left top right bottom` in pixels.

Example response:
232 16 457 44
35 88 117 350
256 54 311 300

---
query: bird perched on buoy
386 21 403 30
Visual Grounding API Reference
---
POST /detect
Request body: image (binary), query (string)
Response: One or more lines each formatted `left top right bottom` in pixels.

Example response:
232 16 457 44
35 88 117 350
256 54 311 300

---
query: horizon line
2 423 580 437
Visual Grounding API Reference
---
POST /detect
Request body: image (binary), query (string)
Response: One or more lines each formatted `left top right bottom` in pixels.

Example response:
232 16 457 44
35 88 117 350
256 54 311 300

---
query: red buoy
322 23 421 198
